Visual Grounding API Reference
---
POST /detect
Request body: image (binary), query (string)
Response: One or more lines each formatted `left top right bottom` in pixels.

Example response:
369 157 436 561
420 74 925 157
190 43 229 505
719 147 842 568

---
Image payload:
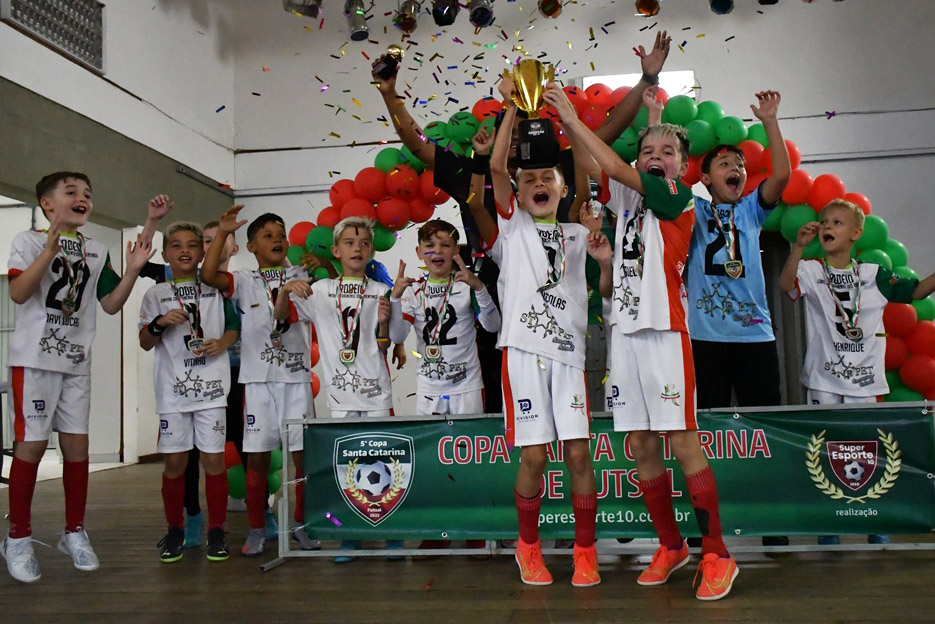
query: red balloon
585 83 610 102
539 104 560 121
579 102 611 131
782 169 813 206
376 197 411 230
785 140 801 170
681 155 703 187
563 86 588 115
310 339 320 367
883 303 919 338
409 197 435 223
317 206 341 228
844 192 872 216
608 86 631 107
420 170 451 205
354 167 388 203
386 164 421 198
340 197 376 221
900 354 935 394
288 221 315 247
906 320 935 358
472 97 501 121
329 179 357 209
224 441 241 470
311 371 320 398
743 173 767 197
737 140 765 175
885 336 909 371
310 323 317 343
807 174 847 211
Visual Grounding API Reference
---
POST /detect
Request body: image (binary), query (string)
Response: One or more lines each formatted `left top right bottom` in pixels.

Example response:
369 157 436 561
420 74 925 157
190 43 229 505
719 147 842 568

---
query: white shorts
157 407 227 454
807 389 881 405
330 409 392 419
243 382 312 452
502 348 590 447
11 366 91 442
416 389 485 416
609 329 697 432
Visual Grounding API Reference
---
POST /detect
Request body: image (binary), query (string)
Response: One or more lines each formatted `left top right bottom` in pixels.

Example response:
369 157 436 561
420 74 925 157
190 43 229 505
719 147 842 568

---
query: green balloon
306 226 334 259
612 127 639 163
685 119 716 156
267 471 282 495
312 266 330 280
424 121 448 141
269 449 283 472
746 123 769 147
780 204 818 243
663 95 698 126
913 296 935 321
287 244 307 267
762 203 786 232
478 117 496 134
632 106 650 131
695 101 724 126
374 147 402 173
884 386 924 403
373 224 397 252
715 116 748 146
894 265 920 281
801 237 825 260
882 239 908 268
446 111 479 144
856 214 888 250
858 248 892 270
399 145 425 173
227 465 246 500
885 370 903 390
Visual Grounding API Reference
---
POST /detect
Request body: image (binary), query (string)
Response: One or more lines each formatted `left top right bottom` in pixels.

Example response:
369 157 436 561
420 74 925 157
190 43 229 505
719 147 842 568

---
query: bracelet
376 337 390 342
641 73 659 86
147 316 166 336
472 153 490 175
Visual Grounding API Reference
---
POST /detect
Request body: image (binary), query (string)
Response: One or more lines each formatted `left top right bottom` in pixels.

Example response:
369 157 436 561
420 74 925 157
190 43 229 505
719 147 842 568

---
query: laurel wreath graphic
806 429 901 504
345 458 405 507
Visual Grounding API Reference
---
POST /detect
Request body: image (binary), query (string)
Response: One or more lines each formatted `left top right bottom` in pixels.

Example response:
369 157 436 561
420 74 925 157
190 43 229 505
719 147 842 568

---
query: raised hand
639 30 671 78
579 202 604 234
543 83 578 123
472 126 494 156
586 231 613 265
147 194 174 223
453 255 483 291
795 221 820 249
371 58 398 95
750 90 781 121
218 204 247 234
44 214 62 254
642 86 664 125
498 73 516 103
391 259 416 299
126 236 156 272
300 252 322 272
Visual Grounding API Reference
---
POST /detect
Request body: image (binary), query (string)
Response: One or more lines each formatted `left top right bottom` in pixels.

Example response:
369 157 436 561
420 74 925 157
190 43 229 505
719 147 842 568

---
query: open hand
751 90 781 121
218 204 247 234
795 221 820 249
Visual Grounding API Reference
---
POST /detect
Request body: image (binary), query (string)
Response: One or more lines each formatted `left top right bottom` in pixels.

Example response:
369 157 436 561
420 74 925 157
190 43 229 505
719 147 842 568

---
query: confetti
262 66 271 72
825 110 836 119
215 105 226 113
601 373 609 386
412 351 423 358
251 92 261 96
325 512 342 527
424 579 434 591
725 35 735 42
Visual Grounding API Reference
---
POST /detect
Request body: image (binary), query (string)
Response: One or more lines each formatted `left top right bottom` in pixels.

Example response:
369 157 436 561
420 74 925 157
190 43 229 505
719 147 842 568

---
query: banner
303 407 935 540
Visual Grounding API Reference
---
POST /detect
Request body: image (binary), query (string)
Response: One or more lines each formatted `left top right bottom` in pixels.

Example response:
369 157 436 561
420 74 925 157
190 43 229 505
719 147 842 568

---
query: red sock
8 457 39 539
514 490 541 545
294 475 305 525
204 472 228 530
571 492 597 548
246 468 267 530
640 471 683 551
63 458 89 533
685 466 729 558
161 474 185 530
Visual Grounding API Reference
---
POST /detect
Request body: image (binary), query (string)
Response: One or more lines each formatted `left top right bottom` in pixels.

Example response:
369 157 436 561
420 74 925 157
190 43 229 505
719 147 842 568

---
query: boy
2 172 155 583
139 221 240 563
201 206 317 557
275 216 401 562
781 200 935 403
547 85 738 600
467 82 603 588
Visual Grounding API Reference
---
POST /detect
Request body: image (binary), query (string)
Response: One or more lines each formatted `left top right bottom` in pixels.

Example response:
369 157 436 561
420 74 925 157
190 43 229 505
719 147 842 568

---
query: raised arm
139 194 173 245
914 273 935 301
388 260 415 344
9 217 61 304
202 205 246 293
490 101 518 214
453 255 501 332
372 61 437 168
643 86 664 126
780 222 818 294
467 126 499 246
753 91 790 205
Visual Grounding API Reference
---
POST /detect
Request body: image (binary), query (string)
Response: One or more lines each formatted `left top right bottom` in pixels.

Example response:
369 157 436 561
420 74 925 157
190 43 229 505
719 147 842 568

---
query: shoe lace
648 546 668 570
8 537 49 554
574 547 596 571
692 555 718 588
521 544 545 573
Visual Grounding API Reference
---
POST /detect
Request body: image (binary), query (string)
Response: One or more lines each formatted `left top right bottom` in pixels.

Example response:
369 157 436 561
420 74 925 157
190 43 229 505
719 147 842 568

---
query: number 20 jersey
7 230 113 375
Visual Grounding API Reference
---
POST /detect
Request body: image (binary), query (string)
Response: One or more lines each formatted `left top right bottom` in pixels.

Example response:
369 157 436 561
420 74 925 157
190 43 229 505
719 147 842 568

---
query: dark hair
701 144 745 175
246 213 285 241
35 171 92 204
417 219 459 244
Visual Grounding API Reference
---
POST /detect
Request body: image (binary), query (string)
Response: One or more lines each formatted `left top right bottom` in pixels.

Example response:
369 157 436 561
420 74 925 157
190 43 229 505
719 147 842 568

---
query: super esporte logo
806 429 901 504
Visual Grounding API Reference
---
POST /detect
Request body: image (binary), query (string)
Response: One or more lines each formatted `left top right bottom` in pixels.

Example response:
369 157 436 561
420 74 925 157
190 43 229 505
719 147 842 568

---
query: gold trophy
503 59 555 118
373 44 405 80
503 59 560 168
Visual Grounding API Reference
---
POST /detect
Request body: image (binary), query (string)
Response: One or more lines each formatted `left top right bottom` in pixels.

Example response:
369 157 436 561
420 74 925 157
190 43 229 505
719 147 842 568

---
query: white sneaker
58 529 100 571
2 534 41 583
227 496 247 512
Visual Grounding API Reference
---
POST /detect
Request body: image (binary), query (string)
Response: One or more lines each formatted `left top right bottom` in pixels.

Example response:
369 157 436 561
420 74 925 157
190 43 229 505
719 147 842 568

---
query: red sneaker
694 553 739 601
636 540 690 586
571 543 601 587
514 538 553 585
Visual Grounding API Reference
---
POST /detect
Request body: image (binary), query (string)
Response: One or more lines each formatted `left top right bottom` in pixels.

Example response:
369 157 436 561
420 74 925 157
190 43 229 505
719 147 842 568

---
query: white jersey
488 200 588 369
293 277 393 411
226 267 310 384
139 279 233 413
7 230 117 375
391 278 500 396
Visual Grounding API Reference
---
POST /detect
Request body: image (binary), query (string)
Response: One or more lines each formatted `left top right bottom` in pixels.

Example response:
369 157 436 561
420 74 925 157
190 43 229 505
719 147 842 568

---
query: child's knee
520 447 548 476
628 431 660 463
562 440 593 473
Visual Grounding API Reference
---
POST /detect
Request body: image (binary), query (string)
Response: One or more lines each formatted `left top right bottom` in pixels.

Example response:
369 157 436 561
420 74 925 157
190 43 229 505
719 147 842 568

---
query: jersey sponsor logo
334 432 414 526
660 384 681 406
32 400 45 413
665 179 678 195
172 370 225 400
606 385 625 411
39 328 86 363
332 366 385 398
823 355 875 387
820 272 858 288
160 419 169 430
571 394 586 414
518 398 532 413
695 284 758 326
806 429 900 504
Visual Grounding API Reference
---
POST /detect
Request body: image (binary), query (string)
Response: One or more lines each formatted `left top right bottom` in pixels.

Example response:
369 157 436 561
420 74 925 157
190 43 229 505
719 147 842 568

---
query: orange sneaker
572 543 601 587
514 538 553 585
636 540 690 586
694 553 739 601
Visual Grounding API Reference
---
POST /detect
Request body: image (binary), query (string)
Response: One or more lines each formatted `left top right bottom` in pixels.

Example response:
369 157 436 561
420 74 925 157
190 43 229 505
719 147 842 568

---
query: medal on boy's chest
336 276 367 367
424 344 442 362
339 348 357 365
724 260 743 279
58 234 86 317
269 329 283 349
61 294 77 317
844 327 864 342
712 204 743 279
421 277 452 364
823 260 863 343
187 337 204 354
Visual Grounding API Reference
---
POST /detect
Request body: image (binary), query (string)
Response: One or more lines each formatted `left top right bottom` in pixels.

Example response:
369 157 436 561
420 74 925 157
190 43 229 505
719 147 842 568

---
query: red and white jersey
8 230 115 375
139 280 232 413
293 277 393 411
487 200 588 369
225 267 310 384
603 177 695 335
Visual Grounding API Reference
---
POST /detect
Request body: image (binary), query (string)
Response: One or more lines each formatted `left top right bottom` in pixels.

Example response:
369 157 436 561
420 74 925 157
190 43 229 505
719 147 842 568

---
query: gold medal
424 345 442 362
61 295 76 317
845 327 864 342
724 260 743 279
339 348 356 365
187 337 204 353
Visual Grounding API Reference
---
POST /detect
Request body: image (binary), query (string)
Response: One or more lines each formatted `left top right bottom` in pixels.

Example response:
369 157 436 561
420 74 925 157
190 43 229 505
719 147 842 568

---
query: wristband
472 153 490 175
641 73 659 86
147 316 166 336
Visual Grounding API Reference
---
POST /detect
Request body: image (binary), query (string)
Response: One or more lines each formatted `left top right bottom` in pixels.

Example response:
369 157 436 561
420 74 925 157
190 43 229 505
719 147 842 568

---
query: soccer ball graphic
354 461 394 497
843 460 864 481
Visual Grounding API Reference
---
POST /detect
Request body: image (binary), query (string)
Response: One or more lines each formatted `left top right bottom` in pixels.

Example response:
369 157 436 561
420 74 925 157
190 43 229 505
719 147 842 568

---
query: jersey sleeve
641 172 694 221
472 286 501 332
875 266 918 303
223 298 241 332
8 231 38 275
96 253 121 300
139 261 168 283
787 259 817 301
752 184 780 227
138 287 161 331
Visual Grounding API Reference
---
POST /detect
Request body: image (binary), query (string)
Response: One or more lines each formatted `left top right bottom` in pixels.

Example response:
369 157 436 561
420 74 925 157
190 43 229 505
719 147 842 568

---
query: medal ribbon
335 276 367 349
58 232 88 304
710 202 738 262
169 277 201 339
258 267 285 331
537 221 566 290
822 260 861 336
420 277 453 347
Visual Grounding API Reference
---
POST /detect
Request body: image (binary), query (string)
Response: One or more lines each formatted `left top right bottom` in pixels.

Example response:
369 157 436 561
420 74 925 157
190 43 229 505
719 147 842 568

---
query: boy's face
41 177 93 230
515 166 568 220
701 151 747 204
416 230 457 278
203 226 238 265
162 230 204 275
819 206 862 255
331 226 374 274
636 134 688 180
246 221 287 267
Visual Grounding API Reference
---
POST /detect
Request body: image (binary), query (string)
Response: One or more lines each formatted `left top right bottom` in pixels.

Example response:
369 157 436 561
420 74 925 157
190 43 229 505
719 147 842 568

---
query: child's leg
630 430 684 550
200 452 227 530
8 441 47 538
59 432 90 534
183 448 202 517
515 445 548 544
669 430 729 558
562 438 597 548
162 452 189 529
246 452 272 530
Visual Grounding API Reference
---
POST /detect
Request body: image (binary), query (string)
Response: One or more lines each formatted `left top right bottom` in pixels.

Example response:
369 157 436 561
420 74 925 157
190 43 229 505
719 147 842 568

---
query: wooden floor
3 463 935 623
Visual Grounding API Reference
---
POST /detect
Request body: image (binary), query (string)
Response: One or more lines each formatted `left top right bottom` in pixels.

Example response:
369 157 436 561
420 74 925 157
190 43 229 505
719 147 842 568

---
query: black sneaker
158 527 185 563
206 527 230 562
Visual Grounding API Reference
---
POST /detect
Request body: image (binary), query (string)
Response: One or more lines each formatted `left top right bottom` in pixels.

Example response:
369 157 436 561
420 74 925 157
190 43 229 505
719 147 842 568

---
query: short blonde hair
819 199 865 229
333 216 375 246
637 123 691 163
165 221 203 243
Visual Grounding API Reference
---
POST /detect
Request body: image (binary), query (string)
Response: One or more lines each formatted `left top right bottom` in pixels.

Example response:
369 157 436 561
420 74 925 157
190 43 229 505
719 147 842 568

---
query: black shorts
691 339 780 409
